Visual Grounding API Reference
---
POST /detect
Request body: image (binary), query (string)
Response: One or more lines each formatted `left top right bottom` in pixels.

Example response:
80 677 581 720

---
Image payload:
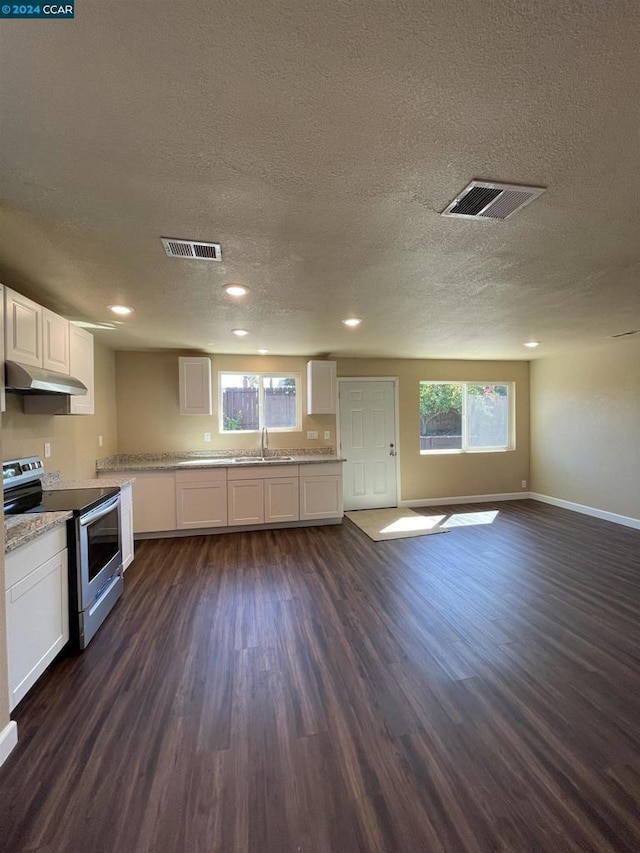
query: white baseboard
400 492 530 508
530 493 640 531
0 721 18 768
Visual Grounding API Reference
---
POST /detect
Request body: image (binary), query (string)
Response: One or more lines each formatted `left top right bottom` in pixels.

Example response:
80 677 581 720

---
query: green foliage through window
420 382 512 452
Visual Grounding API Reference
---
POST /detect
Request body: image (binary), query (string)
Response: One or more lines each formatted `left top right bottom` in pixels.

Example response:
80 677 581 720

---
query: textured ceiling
1 0 639 360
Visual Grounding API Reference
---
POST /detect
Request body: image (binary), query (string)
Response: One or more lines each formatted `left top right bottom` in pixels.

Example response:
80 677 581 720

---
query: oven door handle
79 494 120 526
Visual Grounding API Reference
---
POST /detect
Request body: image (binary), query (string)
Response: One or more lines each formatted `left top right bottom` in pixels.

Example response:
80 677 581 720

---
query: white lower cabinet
110 461 342 536
299 463 344 520
131 471 177 533
228 465 301 526
5 526 68 711
120 482 135 569
176 468 227 528
228 479 265 525
265 477 299 523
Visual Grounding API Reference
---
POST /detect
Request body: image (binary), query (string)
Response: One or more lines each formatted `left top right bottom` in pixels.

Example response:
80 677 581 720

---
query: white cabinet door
265 477 299 523
228 479 265 525
307 360 337 414
178 356 212 415
299 463 344 520
4 288 43 368
132 472 177 533
176 469 227 528
120 482 135 570
6 543 68 711
42 308 70 374
68 325 94 414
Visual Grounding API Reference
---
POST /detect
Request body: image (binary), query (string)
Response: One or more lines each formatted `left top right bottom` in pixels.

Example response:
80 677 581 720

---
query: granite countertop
97 452 344 473
45 475 136 489
5 512 72 554
4 475 135 554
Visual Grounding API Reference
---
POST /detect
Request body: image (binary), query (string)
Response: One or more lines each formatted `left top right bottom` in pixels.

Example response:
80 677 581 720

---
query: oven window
87 505 120 583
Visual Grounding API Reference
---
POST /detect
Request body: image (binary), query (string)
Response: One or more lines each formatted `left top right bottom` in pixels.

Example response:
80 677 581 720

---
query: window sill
420 448 513 456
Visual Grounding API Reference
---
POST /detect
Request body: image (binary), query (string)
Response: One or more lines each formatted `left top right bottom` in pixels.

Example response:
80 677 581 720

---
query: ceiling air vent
160 237 222 261
441 181 546 221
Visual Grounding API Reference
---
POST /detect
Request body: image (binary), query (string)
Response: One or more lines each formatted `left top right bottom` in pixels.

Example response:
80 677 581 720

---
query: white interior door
339 379 398 511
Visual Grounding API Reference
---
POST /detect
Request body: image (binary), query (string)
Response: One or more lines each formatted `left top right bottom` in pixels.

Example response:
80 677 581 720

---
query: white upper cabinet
307 360 337 414
178 356 212 415
68 324 94 414
42 308 70 374
4 288 43 368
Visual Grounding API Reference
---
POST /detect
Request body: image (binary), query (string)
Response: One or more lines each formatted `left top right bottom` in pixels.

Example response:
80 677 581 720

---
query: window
419 382 513 453
220 373 300 432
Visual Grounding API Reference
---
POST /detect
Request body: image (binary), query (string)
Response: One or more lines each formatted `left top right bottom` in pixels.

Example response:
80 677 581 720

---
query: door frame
337 376 401 509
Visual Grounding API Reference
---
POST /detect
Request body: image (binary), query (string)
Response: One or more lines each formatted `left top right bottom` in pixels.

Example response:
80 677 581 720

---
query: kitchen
2 1 640 850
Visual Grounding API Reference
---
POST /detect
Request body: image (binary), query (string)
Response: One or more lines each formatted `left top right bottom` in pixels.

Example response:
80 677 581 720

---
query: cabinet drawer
175 467 227 484
298 462 343 477
5 526 67 589
228 464 297 480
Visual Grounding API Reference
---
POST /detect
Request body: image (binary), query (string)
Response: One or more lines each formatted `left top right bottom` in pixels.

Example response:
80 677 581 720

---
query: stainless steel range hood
5 360 88 396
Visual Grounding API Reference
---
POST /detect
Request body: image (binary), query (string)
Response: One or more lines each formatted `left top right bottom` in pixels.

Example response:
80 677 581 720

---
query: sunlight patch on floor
441 510 499 528
380 514 446 534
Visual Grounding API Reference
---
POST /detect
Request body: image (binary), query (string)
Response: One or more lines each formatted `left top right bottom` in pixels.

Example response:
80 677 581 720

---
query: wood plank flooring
1 499 640 852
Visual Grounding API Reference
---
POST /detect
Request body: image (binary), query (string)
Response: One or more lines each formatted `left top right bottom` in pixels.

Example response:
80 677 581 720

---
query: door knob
389 443 397 457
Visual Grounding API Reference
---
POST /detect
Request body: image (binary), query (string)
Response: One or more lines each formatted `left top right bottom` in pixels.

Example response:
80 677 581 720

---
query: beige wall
2 341 118 480
115 352 337 454
530 339 640 520
336 358 530 502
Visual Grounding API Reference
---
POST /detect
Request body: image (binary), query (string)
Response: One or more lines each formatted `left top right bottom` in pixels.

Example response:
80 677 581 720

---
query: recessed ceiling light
524 341 540 348
257 349 269 354
223 283 249 297
232 328 249 337
342 318 362 327
109 305 134 316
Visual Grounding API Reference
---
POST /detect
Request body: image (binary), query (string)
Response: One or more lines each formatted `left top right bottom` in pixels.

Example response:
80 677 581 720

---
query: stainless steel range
3 456 124 649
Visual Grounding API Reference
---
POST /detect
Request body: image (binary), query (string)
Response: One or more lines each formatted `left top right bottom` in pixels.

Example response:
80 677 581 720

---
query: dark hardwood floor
2 500 640 852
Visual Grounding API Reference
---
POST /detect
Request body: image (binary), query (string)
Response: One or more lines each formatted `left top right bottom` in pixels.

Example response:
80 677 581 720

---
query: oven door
78 494 122 609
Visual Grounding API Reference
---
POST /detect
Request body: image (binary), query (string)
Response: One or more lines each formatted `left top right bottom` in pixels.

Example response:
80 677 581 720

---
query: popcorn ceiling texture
0 1 638 360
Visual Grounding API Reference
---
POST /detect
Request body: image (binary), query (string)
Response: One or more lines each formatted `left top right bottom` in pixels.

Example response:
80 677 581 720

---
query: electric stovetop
4 486 120 517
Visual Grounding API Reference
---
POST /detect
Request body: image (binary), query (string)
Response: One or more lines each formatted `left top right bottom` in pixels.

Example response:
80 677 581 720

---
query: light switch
44 442 51 458
323 431 331 440
306 430 318 439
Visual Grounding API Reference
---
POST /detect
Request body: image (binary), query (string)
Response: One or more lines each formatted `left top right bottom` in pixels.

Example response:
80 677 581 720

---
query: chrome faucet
261 427 269 457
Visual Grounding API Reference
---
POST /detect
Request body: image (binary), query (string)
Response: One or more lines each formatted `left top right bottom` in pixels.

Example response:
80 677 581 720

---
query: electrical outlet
306 430 318 439
521 479 527 488
44 442 51 459
204 432 211 442
98 435 104 447
323 430 331 440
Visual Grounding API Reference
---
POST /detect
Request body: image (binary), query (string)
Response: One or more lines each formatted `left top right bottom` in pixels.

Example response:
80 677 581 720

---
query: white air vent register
441 181 546 221
161 237 222 261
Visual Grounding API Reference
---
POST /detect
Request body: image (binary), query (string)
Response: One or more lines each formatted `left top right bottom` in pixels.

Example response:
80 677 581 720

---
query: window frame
419 380 515 454
218 371 301 433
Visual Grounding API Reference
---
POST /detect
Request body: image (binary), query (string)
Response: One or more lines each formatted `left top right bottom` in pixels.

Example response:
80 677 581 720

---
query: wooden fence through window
222 387 297 430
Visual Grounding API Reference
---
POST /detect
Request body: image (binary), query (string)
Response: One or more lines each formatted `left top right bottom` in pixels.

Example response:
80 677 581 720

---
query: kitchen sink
232 455 295 463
